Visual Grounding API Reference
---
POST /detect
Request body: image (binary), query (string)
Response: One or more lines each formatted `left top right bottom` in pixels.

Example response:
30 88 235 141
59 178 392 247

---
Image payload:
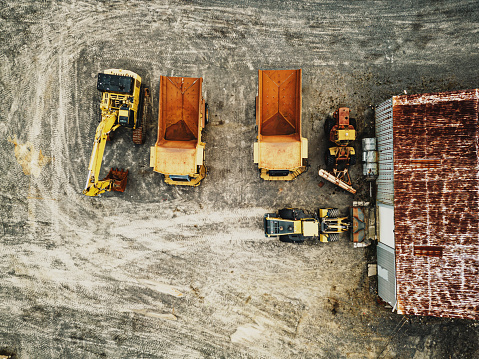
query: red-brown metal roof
393 89 479 320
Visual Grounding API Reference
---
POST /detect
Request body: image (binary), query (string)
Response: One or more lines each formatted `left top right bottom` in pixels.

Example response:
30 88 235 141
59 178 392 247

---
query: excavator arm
83 111 123 196
82 69 147 197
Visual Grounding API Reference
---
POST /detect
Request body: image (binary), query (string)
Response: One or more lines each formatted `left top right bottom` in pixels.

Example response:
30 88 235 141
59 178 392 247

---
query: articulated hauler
254 69 308 180
150 76 208 186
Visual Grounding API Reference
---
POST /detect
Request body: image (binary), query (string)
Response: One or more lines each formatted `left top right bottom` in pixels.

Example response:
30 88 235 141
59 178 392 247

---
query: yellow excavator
83 69 149 197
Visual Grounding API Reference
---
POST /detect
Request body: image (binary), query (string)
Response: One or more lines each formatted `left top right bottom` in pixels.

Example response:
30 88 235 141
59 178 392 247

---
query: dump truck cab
254 69 308 181
150 76 208 186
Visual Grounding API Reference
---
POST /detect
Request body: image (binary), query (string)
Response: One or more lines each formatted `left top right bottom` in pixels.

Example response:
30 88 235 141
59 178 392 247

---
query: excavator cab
118 104 134 127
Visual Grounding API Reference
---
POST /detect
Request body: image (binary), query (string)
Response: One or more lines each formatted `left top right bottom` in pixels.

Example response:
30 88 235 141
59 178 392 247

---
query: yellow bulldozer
83 69 149 197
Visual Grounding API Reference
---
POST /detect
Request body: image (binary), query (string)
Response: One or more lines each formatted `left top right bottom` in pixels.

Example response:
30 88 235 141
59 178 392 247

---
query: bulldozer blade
103 168 129 192
318 169 356 194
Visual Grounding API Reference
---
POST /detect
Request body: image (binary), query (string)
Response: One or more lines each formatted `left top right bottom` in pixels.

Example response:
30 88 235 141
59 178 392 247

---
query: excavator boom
83 111 126 196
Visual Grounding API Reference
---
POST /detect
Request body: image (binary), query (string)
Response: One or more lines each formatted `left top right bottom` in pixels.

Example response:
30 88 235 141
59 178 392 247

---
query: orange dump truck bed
150 76 207 186
254 69 308 180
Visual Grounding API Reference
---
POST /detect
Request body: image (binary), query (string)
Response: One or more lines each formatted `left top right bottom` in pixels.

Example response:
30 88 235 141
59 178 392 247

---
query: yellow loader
263 208 350 243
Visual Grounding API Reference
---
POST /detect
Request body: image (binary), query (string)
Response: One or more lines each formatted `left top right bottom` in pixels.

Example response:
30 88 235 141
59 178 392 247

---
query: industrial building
375 89 479 320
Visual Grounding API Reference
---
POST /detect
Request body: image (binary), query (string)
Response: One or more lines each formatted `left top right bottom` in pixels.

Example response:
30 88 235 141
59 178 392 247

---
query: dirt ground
1 1 478 358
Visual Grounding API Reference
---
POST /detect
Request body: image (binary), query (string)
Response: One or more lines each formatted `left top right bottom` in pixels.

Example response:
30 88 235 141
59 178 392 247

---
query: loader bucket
350 207 366 243
103 168 129 192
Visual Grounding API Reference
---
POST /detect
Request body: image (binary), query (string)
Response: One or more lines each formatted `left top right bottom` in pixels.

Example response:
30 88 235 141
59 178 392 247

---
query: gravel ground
0 1 478 358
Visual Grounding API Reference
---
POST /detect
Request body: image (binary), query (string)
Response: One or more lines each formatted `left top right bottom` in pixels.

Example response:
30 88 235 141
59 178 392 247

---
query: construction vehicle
264 208 350 243
254 69 308 180
150 76 208 186
318 107 357 194
83 69 149 197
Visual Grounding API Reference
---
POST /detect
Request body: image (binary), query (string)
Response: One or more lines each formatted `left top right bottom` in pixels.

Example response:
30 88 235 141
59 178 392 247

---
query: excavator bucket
103 168 129 192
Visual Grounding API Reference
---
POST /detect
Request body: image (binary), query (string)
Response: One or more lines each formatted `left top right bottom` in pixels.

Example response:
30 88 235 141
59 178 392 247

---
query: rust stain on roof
393 89 479 320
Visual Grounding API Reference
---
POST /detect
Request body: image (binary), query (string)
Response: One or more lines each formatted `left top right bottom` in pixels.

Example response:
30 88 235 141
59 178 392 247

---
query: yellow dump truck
150 76 208 186
254 69 308 180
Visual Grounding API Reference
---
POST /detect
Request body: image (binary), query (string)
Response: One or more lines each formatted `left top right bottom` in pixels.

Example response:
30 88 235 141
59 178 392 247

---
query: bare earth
0 1 478 358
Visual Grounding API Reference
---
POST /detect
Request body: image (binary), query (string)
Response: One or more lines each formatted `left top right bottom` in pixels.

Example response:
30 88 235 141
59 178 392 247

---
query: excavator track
133 87 150 145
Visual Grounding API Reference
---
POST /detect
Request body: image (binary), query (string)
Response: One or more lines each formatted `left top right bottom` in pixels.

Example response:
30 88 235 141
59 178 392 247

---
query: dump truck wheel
278 208 295 220
327 208 339 217
205 103 209 125
326 152 336 169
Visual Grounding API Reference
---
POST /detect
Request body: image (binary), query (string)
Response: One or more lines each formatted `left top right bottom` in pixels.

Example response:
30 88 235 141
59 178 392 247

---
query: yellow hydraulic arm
82 68 147 197
83 111 121 196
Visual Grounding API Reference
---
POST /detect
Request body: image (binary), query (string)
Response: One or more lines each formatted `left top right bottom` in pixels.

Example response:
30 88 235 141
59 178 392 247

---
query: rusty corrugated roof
393 89 479 320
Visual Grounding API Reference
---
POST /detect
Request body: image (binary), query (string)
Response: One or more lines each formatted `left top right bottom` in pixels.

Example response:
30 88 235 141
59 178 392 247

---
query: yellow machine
264 208 350 243
254 69 308 181
318 208 350 242
83 69 149 197
150 76 208 186
319 107 357 194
